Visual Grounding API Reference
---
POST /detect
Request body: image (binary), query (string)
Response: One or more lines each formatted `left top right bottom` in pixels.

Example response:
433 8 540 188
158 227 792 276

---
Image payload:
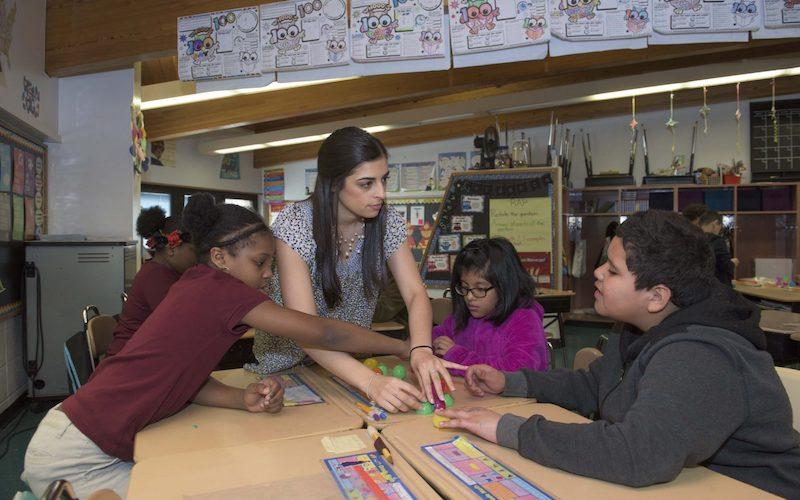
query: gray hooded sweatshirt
496 285 800 498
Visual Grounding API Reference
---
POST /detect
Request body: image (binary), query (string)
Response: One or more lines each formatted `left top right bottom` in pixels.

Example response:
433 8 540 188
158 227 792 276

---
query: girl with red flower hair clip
105 206 197 356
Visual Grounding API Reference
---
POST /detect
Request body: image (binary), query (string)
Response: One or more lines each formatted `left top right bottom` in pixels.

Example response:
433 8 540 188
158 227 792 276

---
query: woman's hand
366 374 425 413
435 407 502 443
410 347 467 403
433 336 455 357
243 377 284 413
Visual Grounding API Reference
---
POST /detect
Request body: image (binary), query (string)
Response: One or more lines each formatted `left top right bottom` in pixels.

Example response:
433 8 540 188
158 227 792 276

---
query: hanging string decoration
770 78 778 145
665 92 679 154
698 86 711 134
735 82 742 154
630 95 638 131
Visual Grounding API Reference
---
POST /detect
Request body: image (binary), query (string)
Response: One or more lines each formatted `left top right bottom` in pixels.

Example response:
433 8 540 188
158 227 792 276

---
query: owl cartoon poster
549 0 653 41
652 0 761 34
350 0 446 62
260 0 350 72
449 0 550 56
178 7 261 81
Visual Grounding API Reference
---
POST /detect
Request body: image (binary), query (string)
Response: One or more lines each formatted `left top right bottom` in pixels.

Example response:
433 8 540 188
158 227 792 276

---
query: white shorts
22 406 132 499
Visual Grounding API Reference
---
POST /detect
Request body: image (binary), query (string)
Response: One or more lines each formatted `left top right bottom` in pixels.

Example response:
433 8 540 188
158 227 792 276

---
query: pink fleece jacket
432 301 549 374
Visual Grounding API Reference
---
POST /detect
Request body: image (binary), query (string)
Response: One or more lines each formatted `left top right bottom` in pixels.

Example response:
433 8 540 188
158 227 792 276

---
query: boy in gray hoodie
437 210 800 498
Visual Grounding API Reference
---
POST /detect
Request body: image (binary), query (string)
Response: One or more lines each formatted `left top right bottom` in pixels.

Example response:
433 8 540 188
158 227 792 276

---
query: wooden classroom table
382 402 777 499
128 429 440 499
312 355 529 430
734 282 800 313
133 366 362 462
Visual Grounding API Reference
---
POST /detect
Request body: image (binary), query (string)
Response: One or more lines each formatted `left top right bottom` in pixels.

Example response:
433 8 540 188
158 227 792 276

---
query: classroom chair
64 330 94 393
431 298 452 326
82 305 117 370
776 366 800 431
573 347 603 371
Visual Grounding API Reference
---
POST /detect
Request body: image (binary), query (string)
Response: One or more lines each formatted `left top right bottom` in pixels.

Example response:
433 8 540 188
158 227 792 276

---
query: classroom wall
0 0 58 140
142 130 261 194
46 69 139 240
276 95 800 196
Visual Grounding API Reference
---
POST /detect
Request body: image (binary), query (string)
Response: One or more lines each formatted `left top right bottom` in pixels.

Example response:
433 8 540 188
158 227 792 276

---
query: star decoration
630 117 638 130
665 117 678 130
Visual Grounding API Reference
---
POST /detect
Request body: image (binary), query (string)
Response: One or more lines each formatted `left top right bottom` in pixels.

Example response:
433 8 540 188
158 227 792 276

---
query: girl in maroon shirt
22 193 463 499
105 206 197 356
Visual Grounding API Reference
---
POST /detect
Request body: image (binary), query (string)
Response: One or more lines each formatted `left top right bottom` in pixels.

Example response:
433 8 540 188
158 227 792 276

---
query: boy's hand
433 336 455 356
435 407 501 443
243 377 284 413
464 364 506 397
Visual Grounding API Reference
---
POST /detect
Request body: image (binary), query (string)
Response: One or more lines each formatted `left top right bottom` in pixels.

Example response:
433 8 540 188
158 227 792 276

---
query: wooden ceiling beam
145 40 798 139
253 76 800 168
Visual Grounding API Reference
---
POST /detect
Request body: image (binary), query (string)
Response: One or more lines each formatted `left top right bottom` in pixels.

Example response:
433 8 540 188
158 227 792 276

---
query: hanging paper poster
438 234 461 252
468 150 482 170
761 0 800 28
11 147 23 195
490 197 551 252
463 233 486 246
451 215 473 232
263 168 285 205
387 163 401 192
23 152 34 197
461 195 485 213
323 452 416 499
652 0 760 34
427 253 450 271
178 6 261 81
399 162 437 191
437 152 466 190
11 193 22 241
410 205 426 226
149 140 176 167
519 252 552 286
0 143 11 191
549 0 652 40
260 0 350 72
219 153 241 179
23 197 33 240
422 436 552 499
34 156 44 238
0 192 10 241
349 0 446 62
449 0 550 55
305 168 318 194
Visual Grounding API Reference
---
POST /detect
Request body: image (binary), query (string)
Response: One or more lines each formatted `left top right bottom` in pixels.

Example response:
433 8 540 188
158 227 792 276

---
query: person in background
698 210 735 286
106 207 196 356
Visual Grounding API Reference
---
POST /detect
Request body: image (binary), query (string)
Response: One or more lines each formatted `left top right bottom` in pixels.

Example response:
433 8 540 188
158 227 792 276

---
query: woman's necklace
337 221 365 259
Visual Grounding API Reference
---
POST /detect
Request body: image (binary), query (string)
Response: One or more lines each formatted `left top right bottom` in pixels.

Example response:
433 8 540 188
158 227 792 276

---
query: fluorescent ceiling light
213 125 394 154
587 66 800 101
419 113 475 125
141 77 358 110
492 66 800 114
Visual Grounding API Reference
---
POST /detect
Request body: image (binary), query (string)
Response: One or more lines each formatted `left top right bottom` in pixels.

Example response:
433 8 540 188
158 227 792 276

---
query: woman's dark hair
616 210 714 307
182 192 270 263
137 206 189 253
450 237 537 332
312 127 389 309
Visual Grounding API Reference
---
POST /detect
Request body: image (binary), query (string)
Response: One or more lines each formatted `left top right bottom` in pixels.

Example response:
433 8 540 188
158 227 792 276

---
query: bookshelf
565 182 799 309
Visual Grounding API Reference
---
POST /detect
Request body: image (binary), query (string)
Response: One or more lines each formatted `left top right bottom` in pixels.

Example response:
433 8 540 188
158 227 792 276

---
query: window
141 192 172 216
141 184 259 220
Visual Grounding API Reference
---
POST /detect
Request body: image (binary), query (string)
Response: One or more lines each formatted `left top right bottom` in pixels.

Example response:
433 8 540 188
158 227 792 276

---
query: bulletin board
750 98 800 182
0 123 47 313
419 168 563 290
385 197 442 264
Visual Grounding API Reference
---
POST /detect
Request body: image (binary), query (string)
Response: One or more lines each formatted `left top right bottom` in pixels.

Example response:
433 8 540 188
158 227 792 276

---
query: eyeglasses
454 284 494 298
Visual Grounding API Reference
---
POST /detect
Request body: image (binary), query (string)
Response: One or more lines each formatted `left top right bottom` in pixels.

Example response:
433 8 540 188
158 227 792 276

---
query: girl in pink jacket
433 237 548 374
